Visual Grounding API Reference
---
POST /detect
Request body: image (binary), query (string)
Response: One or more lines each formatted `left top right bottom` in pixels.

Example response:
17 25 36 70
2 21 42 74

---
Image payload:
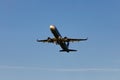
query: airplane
37 25 87 52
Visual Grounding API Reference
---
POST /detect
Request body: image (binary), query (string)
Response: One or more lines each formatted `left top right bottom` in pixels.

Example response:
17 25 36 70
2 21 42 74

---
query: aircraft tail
60 49 77 52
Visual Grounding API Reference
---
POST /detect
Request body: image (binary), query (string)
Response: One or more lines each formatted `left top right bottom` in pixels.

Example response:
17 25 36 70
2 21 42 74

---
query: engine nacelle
47 37 53 42
47 37 51 39
63 36 68 42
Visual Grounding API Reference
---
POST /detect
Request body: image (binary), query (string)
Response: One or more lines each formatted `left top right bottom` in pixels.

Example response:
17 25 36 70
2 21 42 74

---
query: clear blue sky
0 0 120 80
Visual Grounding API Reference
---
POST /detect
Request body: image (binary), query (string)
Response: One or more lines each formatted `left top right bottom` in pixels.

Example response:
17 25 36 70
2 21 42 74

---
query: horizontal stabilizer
60 49 77 52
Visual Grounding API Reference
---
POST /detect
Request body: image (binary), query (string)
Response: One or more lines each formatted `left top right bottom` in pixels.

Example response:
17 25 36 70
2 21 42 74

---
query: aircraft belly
59 42 68 50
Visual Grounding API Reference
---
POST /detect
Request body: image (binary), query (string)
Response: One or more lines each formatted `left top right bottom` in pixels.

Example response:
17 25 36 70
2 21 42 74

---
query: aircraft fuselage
50 25 70 52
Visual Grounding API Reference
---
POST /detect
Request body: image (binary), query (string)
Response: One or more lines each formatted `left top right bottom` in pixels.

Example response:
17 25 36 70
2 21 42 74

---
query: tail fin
60 49 77 52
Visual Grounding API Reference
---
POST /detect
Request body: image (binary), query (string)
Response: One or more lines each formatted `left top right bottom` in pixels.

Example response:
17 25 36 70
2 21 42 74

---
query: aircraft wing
37 37 88 43
37 37 56 43
37 39 49 42
66 38 88 42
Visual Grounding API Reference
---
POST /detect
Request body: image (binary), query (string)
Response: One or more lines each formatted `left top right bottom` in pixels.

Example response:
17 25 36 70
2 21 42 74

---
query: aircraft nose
50 25 55 29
